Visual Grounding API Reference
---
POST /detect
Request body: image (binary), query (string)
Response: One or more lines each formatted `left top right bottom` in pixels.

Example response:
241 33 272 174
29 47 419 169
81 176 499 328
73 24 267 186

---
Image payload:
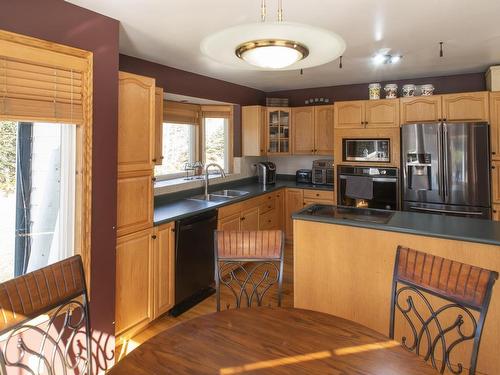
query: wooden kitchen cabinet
292 106 315 154
493 205 500 221
266 107 291 155
314 105 335 154
492 160 500 203
218 213 241 231
118 71 155 172
490 92 500 160
303 189 334 201
334 100 364 129
285 188 304 242
365 99 399 128
116 170 153 237
154 87 164 165
242 105 266 156
240 207 259 230
335 99 398 129
292 105 334 155
442 92 489 122
153 222 175 318
400 96 442 124
115 227 154 339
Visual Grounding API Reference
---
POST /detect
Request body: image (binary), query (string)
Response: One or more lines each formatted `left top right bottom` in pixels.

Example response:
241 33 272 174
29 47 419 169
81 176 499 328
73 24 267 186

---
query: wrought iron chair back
389 246 497 375
214 230 285 311
0 255 91 375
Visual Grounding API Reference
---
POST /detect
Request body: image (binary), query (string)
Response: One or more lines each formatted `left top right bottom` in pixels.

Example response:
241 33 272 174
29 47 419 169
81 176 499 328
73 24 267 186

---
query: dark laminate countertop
154 178 333 226
292 204 500 246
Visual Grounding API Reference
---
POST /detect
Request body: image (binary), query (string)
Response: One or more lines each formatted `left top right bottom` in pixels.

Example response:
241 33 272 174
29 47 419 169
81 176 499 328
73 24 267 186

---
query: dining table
109 307 437 374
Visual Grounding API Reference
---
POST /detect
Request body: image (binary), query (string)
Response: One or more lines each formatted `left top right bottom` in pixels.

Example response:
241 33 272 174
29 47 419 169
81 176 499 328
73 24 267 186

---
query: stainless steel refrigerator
402 122 491 219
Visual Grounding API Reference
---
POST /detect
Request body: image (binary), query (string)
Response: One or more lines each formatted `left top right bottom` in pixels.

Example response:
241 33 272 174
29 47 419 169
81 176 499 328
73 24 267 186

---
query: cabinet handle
311 149 314 153
493 152 497 155
438 118 442 122
241 217 246 221
152 177 157 182
152 158 157 162
443 118 447 122
268 205 272 209
161 156 164 160
151 235 157 240
316 193 320 197
171 228 175 232
493 165 496 169
268 219 272 223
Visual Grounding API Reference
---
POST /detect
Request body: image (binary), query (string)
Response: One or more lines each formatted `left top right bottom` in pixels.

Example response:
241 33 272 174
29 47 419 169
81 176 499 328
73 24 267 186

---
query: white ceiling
67 0 500 92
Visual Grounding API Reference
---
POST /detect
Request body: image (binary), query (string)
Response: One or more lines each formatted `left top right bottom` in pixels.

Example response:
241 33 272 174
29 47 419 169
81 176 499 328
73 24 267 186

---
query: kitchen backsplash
269 155 333 175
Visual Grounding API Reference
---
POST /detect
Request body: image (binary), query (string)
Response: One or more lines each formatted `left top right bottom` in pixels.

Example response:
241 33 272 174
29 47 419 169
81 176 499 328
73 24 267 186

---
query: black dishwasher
171 209 218 316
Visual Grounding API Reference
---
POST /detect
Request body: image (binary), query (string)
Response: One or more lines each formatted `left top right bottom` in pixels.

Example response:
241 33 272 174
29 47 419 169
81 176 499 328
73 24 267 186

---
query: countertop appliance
302 204 395 224
258 161 276 187
338 165 399 210
312 159 334 185
402 122 491 219
296 169 312 183
343 138 390 163
172 209 218 316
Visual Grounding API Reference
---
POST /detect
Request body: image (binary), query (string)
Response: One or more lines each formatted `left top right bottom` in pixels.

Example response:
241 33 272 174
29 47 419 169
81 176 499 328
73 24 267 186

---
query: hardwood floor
116 244 294 361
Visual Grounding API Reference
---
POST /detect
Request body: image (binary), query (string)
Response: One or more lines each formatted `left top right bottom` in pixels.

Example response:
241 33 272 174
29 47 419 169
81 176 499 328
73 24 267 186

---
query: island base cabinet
293 220 500 375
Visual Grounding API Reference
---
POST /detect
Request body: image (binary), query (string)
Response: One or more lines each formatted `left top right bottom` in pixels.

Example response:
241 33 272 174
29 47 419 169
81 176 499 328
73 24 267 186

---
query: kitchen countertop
154 178 333 226
292 204 500 246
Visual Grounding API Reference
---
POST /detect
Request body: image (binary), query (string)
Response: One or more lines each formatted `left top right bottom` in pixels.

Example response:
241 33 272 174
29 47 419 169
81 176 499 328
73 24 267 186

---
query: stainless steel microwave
342 138 390 163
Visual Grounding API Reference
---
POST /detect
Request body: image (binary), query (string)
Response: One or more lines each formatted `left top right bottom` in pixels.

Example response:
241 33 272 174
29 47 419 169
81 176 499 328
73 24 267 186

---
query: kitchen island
292 205 500 375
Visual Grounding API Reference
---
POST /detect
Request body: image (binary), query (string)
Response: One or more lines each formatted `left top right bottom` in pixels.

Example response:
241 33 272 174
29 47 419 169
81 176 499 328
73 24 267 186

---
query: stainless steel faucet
205 163 226 199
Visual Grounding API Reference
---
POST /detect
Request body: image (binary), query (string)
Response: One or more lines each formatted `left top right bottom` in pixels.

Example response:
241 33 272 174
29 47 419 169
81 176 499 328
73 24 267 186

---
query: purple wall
0 0 119 371
268 72 486 107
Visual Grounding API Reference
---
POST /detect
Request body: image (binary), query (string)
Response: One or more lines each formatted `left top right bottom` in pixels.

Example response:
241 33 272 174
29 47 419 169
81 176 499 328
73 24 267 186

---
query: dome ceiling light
200 0 346 71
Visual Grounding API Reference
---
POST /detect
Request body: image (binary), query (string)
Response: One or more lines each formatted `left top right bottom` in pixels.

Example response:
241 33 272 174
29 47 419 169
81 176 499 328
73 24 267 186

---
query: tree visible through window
155 123 197 177
204 117 228 171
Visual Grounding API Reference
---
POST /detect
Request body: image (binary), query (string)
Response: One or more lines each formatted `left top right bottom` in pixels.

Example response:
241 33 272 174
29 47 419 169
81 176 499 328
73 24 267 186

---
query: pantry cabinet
266 107 291 155
115 228 154 339
489 92 500 160
335 99 398 129
118 71 155 172
242 105 266 156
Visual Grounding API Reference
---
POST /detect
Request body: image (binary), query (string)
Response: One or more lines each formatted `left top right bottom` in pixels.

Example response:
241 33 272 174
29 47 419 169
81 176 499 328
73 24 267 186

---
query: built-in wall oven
343 138 390 163
338 165 399 210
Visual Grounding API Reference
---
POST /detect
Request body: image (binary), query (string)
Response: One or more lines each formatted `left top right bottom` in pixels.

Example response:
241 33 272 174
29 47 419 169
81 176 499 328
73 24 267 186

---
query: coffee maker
257 162 276 187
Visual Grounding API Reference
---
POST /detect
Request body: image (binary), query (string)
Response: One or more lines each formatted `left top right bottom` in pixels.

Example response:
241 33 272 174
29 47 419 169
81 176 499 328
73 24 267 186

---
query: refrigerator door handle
443 124 449 200
409 206 484 216
437 123 444 199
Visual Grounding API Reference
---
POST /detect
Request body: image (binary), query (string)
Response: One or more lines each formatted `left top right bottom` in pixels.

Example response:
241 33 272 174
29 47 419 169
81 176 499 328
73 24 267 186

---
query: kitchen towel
345 175 374 200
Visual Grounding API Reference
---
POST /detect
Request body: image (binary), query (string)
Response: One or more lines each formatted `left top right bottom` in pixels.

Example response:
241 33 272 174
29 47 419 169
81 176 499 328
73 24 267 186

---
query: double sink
188 189 249 202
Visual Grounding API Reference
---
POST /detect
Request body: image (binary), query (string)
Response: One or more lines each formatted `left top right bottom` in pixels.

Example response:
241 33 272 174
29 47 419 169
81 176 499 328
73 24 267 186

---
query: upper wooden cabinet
334 101 364 129
292 107 315 154
154 87 164 166
291 105 334 155
116 170 153 237
490 92 500 160
153 222 175 319
266 107 291 155
442 92 489 122
118 71 155 172
335 99 398 129
242 105 266 156
400 92 489 124
314 105 335 154
115 227 154 339
400 96 442 124
365 99 400 128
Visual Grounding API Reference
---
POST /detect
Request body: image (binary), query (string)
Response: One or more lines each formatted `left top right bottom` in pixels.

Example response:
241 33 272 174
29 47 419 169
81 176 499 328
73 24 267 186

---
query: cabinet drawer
303 198 334 207
303 189 334 201
258 199 276 214
259 208 280 230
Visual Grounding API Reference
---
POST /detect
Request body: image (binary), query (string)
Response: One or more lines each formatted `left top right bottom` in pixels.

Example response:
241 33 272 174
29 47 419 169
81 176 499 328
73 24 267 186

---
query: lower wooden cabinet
153 222 175 318
115 228 154 339
285 189 304 242
493 205 500 221
241 207 259 230
492 160 500 204
218 213 241 231
115 222 175 342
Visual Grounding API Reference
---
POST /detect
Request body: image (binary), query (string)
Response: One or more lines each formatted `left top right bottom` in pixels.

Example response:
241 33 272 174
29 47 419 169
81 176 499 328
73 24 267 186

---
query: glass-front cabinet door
266 107 291 155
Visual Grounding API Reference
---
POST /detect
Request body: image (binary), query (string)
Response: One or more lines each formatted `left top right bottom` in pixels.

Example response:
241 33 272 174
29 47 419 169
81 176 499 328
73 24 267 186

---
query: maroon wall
268 72 486 106
0 0 118 371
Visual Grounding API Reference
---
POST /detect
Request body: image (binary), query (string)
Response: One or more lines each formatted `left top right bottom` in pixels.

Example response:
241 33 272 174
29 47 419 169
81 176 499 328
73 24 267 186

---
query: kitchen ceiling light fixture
372 52 402 65
200 1 345 71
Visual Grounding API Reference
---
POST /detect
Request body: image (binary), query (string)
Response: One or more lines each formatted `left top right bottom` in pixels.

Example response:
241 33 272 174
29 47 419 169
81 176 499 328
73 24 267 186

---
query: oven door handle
339 176 397 183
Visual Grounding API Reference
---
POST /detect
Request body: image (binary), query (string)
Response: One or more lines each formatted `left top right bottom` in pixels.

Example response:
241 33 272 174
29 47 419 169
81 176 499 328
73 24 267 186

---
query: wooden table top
109 308 437 375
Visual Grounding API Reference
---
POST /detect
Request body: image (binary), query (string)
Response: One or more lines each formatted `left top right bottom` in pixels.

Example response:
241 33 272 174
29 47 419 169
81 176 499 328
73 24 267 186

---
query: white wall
268 155 333 175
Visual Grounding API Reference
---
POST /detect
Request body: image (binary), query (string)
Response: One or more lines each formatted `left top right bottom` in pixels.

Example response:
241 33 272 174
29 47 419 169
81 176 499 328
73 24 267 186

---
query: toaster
296 169 312 184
